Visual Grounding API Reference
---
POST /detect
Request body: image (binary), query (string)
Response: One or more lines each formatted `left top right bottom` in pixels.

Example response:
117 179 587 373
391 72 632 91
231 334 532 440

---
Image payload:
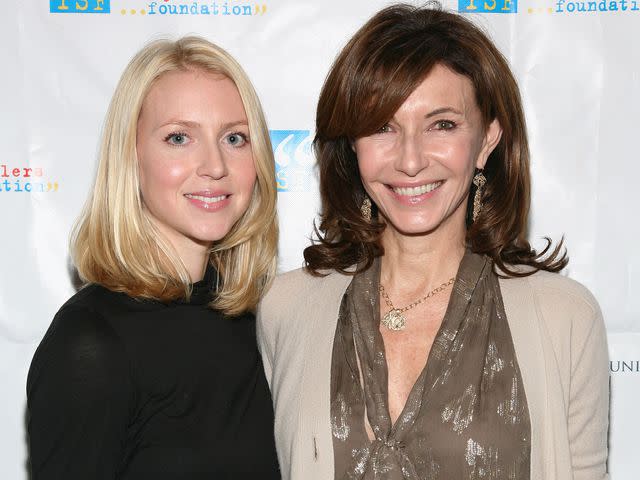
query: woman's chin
384 219 440 238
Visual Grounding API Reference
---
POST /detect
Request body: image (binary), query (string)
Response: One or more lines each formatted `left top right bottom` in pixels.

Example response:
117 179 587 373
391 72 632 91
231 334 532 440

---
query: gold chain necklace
379 277 455 331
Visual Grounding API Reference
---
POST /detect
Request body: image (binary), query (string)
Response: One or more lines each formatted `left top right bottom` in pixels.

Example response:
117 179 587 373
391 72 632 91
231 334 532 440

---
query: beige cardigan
257 267 609 480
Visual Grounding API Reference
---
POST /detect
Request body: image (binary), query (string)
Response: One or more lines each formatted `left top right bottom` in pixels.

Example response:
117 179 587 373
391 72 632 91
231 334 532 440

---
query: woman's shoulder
263 266 352 307
258 266 353 332
499 269 600 316
29 285 132 388
48 284 122 340
266 266 318 292
499 268 604 344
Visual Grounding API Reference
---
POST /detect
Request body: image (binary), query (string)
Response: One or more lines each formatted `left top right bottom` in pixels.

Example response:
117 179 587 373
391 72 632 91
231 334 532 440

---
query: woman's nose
394 132 429 177
196 142 228 179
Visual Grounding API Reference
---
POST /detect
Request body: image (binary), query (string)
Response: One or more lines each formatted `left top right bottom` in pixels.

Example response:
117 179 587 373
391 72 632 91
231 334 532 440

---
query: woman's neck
144 210 212 283
167 234 211 282
380 222 466 295
183 249 211 283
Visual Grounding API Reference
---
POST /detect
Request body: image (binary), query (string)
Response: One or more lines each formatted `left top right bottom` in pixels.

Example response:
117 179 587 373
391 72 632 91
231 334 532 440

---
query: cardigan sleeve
567 293 610 480
256 297 276 388
26 305 134 480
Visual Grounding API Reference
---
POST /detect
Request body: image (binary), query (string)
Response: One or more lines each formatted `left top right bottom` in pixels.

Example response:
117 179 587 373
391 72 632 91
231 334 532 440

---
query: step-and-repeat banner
1 0 637 477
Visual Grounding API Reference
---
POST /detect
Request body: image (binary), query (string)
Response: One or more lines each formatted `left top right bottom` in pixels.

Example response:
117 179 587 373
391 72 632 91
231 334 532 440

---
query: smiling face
354 64 502 241
136 69 257 260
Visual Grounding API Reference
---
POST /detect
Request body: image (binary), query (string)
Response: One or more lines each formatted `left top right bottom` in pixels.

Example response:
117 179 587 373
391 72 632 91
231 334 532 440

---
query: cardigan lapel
500 276 550 480
298 271 353 480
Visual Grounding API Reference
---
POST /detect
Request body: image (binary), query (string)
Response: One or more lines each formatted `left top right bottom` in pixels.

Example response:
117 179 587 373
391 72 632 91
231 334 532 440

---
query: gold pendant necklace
379 277 455 331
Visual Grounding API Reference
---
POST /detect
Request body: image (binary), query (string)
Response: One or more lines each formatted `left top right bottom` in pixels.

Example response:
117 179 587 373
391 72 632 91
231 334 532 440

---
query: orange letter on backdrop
484 0 497 10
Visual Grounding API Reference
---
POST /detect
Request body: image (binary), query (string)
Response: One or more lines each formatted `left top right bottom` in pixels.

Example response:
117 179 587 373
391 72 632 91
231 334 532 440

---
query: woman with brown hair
258 3 608 480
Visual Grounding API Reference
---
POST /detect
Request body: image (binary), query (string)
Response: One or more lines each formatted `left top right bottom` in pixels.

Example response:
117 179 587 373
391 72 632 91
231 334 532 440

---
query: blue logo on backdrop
50 0 110 13
458 0 517 13
270 130 315 192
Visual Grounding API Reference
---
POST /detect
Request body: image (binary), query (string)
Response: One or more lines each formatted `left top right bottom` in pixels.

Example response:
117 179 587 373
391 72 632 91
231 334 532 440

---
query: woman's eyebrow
158 119 248 130
219 120 249 130
425 107 463 118
160 120 201 129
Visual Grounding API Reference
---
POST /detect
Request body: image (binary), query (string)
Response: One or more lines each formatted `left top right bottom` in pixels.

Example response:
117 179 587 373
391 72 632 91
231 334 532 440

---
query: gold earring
472 170 486 222
360 196 372 221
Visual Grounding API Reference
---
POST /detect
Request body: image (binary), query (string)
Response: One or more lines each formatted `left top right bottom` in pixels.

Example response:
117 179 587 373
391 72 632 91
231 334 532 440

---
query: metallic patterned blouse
330 251 531 479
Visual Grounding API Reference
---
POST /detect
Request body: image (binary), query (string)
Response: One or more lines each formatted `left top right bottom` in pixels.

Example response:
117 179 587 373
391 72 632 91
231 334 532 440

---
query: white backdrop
0 0 637 478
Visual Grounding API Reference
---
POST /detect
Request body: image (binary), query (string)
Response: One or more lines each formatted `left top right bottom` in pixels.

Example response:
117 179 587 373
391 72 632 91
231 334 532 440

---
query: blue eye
164 132 189 146
226 132 248 147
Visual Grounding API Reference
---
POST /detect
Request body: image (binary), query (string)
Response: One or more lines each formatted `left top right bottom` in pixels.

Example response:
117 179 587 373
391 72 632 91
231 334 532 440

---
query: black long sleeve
27 305 133 479
26 279 280 480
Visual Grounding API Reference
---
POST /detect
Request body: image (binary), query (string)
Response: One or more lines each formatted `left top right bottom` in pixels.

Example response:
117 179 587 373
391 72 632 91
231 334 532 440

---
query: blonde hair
72 36 278 315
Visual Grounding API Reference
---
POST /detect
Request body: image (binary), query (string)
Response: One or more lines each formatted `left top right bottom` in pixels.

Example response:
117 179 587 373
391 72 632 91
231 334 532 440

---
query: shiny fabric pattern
330 251 531 479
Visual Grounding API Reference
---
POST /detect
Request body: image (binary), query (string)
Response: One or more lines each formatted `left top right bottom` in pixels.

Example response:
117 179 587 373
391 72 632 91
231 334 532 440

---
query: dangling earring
360 196 372 221
472 170 486 222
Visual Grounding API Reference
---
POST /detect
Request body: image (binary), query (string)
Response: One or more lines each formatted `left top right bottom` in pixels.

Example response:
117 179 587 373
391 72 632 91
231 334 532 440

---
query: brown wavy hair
304 2 566 277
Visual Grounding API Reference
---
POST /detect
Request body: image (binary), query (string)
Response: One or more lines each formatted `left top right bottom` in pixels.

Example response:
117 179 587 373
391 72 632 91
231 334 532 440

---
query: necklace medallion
381 309 406 331
378 276 455 331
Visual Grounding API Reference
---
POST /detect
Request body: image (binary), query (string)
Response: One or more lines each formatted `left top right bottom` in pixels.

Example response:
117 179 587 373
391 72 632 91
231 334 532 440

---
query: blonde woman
27 37 279 479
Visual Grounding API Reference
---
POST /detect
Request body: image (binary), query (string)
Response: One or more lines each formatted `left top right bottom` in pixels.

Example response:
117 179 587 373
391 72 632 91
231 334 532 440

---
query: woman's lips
184 192 231 211
386 180 443 204
391 181 443 196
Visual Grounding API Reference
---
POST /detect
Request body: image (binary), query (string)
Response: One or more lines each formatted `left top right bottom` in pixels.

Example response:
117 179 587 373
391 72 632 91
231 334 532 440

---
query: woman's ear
476 118 502 169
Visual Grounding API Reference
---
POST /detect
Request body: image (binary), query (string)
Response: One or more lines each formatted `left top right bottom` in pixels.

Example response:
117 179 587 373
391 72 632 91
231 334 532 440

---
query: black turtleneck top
26 269 280 480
